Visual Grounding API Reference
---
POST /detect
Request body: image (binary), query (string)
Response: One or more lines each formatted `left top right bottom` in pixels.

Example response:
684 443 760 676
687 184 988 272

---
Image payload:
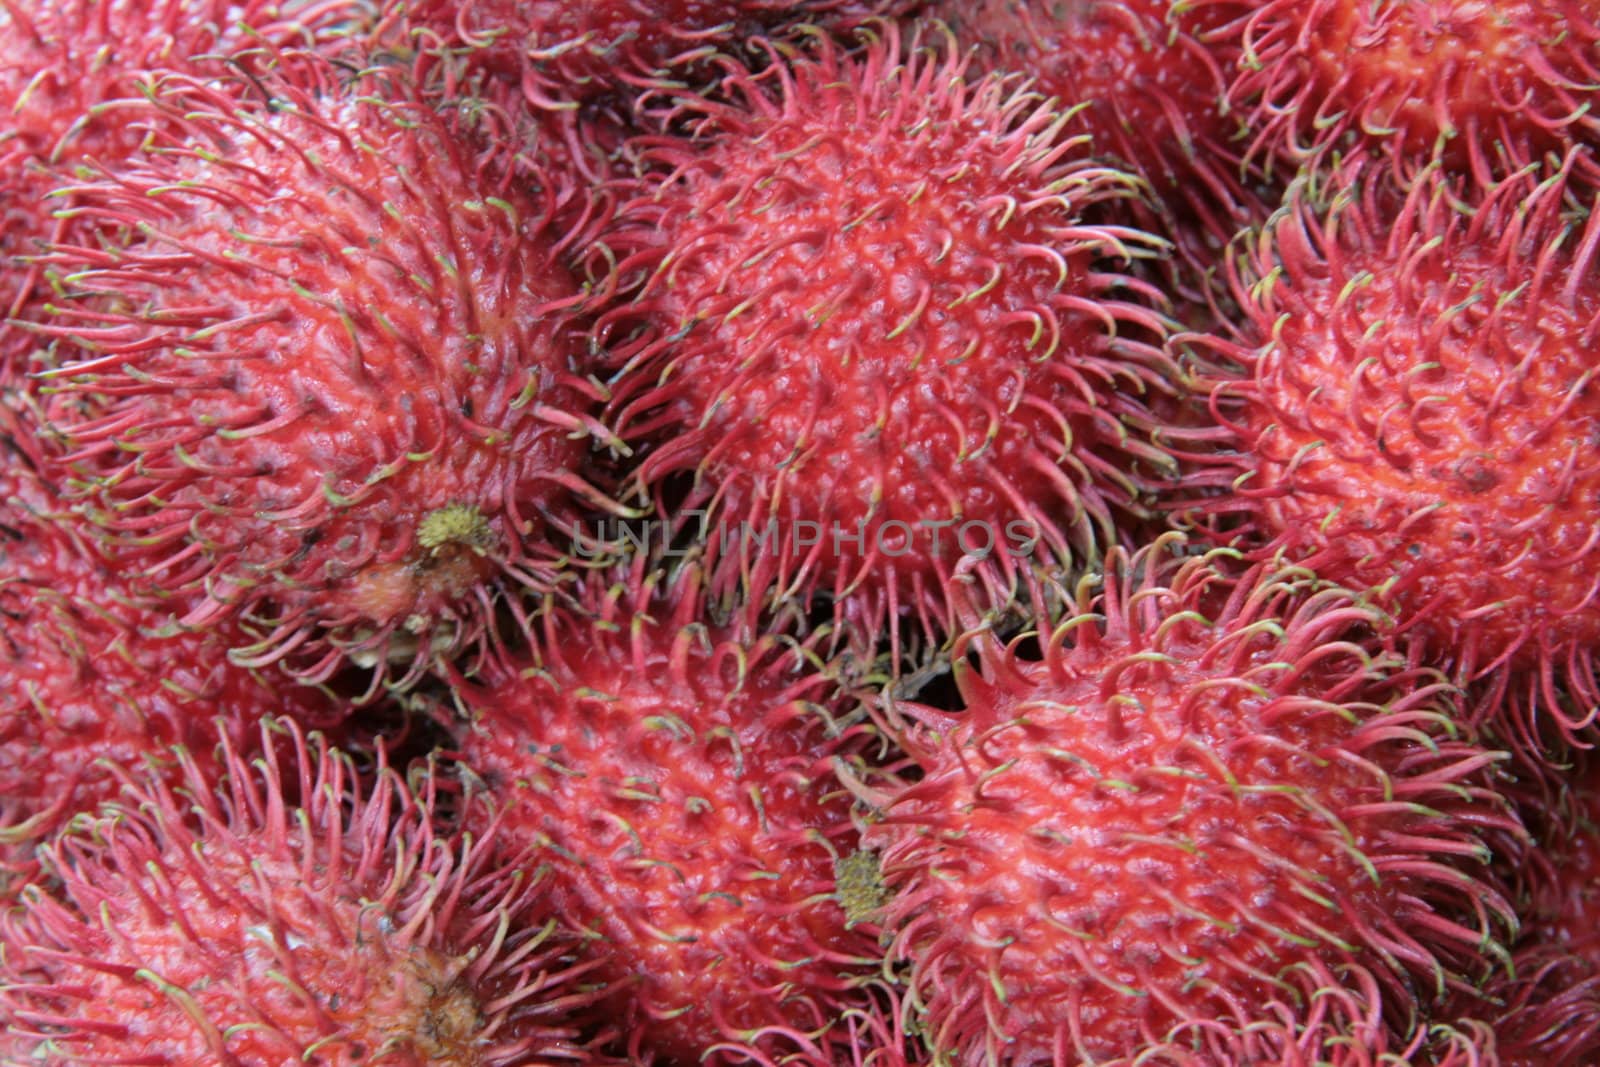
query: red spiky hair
27 54 625 689
0 391 341 880
1447 758 1600 1064
594 26 1220 661
1196 0 1600 183
1466 943 1600 1065
922 0 1264 276
1182 153 1600 759
859 535 1521 1064
0 716 605 1064
0 0 368 378
447 556 895 1066
368 0 919 114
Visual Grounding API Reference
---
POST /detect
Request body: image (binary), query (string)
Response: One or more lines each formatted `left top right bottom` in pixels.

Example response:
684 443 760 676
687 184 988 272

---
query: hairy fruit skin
924 0 1265 277
0 718 602 1066
370 0 919 114
1447 760 1600 1065
1186 157 1600 757
1199 0 1600 182
597 30 1215 657
0 0 367 380
30 58 621 687
864 538 1520 1065
451 562 890 1066
0 396 340 878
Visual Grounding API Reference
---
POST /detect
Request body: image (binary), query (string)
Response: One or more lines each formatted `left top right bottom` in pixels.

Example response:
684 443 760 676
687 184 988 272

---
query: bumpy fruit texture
0 718 599 1065
1469 761 1600 1064
30 57 619 687
599 29 1208 653
1470 949 1600 1063
925 0 1259 260
1189 158 1600 753
1201 0 1600 181
1531 764 1600 952
865 538 1519 1065
453 563 888 1066
372 0 917 112
0 396 338 878
0 0 365 378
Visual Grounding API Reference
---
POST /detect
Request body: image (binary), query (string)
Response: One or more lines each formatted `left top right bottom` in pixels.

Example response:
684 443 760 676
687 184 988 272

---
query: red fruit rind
865 535 1520 1065
925 0 1260 259
1185 153 1600 756
369 0 918 113
454 560 892 1066
1 0 368 376
597 26 1217 656
28 56 623 688
0 395 339 878
1470 947 1600 1066
1201 0 1600 182
0 717 604 1065
1450 760 1600 1065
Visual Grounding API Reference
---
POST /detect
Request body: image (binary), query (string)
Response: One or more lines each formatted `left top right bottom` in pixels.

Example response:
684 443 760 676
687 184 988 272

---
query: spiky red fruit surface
1455 760 1600 1064
30 57 621 686
861 537 1520 1064
1200 0 1600 179
0 0 366 377
451 562 890 1065
1529 765 1600 953
372 0 918 112
1186 158 1600 754
924 0 1256 251
0 396 340 878
0 718 601 1064
597 30 1210 652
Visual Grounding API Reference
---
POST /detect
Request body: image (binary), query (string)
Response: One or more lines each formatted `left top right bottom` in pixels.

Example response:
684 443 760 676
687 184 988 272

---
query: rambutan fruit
594 28 1217 659
446 558 894 1066
857 535 1521 1065
1444 758 1600 1064
1527 766 1600 956
1198 0 1600 183
1181 154 1600 757
920 0 1264 275
0 393 340 879
0 716 604 1065
368 0 920 115
0 0 369 380
1467 941 1600 1063
417 61 641 196
26 55 626 687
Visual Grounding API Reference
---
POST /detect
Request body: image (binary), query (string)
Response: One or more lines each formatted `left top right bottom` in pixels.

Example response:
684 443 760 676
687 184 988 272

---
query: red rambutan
26 55 625 687
1198 0 1600 183
921 0 1261 263
1183 154 1600 756
858 536 1521 1065
368 0 920 114
0 0 369 378
1 393 341 880
594 27 1218 657
447 558 894 1066
0 716 604 1065
1445 758 1600 1064
1527 765 1600 953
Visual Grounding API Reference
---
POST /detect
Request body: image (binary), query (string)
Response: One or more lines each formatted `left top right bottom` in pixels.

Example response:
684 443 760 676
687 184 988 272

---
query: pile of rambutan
5 1 1599 1064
